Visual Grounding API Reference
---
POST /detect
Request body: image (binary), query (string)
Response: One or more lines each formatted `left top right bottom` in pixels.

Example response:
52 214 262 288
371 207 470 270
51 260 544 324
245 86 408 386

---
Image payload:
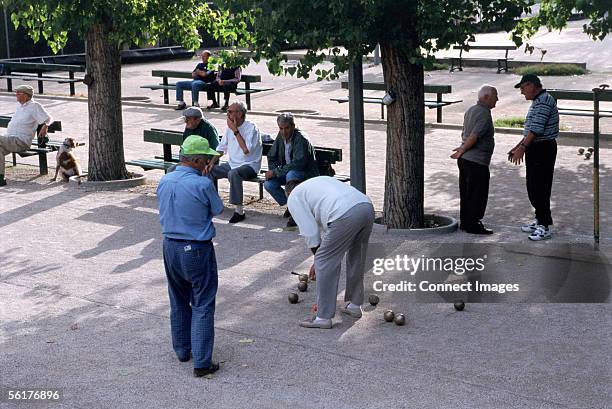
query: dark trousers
525 139 557 227
205 82 237 106
163 238 218 369
458 157 490 228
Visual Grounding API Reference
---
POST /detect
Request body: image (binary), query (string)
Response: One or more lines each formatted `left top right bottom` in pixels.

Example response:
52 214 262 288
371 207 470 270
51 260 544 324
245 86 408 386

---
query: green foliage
494 117 526 128
514 63 588 76
3 0 251 53
425 62 450 71
209 48 251 69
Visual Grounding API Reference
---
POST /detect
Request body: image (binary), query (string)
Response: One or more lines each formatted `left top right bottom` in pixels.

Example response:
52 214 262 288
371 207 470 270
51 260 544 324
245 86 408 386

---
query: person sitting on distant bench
204 66 242 111
0 85 53 187
175 50 216 110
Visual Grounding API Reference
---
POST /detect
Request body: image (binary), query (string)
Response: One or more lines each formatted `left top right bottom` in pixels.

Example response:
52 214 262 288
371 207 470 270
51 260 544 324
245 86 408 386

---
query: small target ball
297 281 308 292
383 310 395 322
368 294 380 306
454 300 465 311
288 292 299 304
394 313 406 326
299 274 308 282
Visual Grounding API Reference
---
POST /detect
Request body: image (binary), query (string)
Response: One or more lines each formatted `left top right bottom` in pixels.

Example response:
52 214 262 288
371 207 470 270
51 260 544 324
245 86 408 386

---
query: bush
425 62 449 71
513 64 587 76
494 117 525 128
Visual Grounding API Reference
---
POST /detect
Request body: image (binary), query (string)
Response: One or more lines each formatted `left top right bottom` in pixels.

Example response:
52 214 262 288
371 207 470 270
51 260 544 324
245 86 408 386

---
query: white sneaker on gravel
528 226 551 241
521 222 539 233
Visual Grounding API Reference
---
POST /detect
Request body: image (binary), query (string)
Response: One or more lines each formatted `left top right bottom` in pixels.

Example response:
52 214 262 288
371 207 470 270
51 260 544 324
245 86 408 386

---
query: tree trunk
85 24 128 181
380 42 425 229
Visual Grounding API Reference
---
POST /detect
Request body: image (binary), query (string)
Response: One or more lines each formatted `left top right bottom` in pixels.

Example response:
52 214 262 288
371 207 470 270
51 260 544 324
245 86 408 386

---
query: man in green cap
156 135 223 377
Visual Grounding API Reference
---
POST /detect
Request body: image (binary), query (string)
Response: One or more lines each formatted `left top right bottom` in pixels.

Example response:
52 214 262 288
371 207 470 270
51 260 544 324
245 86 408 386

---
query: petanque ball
368 294 380 306
454 300 465 311
383 310 395 322
394 313 406 326
297 281 308 292
299 274 308 283
577 148 585 155
587 147 594 153
584 152 592 160
288 292 299 304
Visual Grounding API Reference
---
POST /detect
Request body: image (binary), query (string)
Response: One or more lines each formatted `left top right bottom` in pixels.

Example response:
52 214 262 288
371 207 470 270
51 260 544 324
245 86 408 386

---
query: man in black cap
508 74 559 241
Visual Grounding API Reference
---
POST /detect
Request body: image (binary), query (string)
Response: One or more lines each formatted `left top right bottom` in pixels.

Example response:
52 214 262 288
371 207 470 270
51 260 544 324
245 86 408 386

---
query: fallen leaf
70 323 79 330
238 338 255 344
204 374 214 379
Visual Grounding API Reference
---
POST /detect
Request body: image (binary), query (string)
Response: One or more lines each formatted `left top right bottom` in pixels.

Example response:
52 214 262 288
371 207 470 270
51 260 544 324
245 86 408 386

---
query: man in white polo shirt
0 85 53 186
287 176 375 329
208 101 262 223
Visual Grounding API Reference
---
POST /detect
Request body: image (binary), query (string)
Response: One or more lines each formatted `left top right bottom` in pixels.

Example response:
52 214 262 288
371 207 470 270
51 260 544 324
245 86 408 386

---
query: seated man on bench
0 85 53 186
208 101 262 224
264 113 318 227
204 66 241 111
175 50 216 110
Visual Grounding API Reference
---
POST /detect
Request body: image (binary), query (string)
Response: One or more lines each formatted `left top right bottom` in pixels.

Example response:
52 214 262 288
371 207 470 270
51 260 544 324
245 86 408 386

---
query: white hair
478 85 497 100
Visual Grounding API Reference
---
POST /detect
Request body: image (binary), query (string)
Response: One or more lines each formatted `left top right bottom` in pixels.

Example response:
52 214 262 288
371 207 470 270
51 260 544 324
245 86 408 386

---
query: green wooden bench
333 81 461 122
126 128 349 199
549 89 612 118
140 70 273 110
0 116 84 175
450 44 517 74
0 61 85 96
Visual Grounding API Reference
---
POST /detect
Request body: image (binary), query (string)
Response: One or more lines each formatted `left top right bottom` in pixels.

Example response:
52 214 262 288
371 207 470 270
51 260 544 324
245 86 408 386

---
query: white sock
235 205 244 215
347 302 361 310
313 316 331 323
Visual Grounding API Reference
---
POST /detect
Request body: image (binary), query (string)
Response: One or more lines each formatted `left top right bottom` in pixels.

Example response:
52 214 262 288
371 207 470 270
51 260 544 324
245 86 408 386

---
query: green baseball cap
181 135 220 156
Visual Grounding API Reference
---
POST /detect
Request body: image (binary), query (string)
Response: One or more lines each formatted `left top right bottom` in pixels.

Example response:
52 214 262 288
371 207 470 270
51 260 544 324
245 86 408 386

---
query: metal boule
288 292 299 304
383 310 395 322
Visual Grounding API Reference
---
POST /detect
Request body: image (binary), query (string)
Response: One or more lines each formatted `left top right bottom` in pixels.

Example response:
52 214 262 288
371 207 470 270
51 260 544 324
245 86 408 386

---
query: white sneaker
521 222 539 233
528 226 551 241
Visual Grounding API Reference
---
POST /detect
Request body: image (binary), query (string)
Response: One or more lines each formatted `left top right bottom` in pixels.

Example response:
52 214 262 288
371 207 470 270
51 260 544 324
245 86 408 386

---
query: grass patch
494 117 525 128
425 62 449 71
513 64 587 76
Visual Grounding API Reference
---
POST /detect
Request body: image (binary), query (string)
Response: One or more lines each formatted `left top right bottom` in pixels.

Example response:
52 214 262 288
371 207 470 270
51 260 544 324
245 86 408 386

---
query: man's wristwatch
233 129 240 136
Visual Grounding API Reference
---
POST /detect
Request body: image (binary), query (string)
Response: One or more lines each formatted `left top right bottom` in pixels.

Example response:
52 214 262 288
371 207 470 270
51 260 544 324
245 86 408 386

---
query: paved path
1 22 611 409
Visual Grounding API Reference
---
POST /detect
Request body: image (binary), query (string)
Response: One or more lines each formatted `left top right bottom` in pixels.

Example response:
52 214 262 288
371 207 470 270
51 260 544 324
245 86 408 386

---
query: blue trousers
263 170 305 206
175 80 208 104
163 238 218 369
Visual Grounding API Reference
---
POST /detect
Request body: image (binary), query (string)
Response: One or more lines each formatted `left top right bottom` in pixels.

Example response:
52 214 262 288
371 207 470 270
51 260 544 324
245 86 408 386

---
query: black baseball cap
514 74 542 88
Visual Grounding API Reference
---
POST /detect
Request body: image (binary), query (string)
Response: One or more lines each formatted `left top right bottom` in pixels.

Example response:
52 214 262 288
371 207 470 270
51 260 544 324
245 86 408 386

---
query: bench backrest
0 115 62 132
453 44 517 51
341 81 451 94
151 70 261 83
548 89 612 102
0 61 85 73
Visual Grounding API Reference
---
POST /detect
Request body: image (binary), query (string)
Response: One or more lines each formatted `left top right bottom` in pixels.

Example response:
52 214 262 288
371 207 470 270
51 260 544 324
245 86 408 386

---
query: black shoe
229 212 246 224
207 102 220 110
177 353 192 362
175 101 187 110
0 176 6 187
283 209 291 218
463 222 493 235
221 104 229 112
286 216 297 228
193 363 219 377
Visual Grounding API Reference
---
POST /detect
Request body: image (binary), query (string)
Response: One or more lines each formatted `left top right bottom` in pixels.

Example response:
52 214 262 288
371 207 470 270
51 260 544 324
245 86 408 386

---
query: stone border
69 173 147 191
373 214 458 236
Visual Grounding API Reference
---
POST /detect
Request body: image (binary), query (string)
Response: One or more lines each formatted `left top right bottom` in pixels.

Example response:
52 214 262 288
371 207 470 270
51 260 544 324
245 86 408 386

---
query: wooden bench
450 44 517 74
126 128 349 199
549 89 612 118
141 70 272 110
333 81 461 122
0 61 85 96
0 116 84 175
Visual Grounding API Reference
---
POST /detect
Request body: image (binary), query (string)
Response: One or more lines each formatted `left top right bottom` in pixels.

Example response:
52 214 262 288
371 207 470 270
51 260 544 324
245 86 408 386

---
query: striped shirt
523 90 559 142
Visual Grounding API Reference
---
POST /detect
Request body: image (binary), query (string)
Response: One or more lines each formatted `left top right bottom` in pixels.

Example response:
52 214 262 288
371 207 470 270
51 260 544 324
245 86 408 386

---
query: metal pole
348 55 366 193
592 87 601 250
3 7 11 59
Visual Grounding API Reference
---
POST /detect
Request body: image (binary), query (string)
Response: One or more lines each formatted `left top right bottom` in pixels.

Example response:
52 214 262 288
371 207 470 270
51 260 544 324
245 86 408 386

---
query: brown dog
52 138 82 182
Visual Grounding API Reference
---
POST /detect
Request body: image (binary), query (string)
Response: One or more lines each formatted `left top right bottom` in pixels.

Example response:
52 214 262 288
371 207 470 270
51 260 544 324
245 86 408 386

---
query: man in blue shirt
175 50 216 110
509 74 559 241
157 135 223 377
